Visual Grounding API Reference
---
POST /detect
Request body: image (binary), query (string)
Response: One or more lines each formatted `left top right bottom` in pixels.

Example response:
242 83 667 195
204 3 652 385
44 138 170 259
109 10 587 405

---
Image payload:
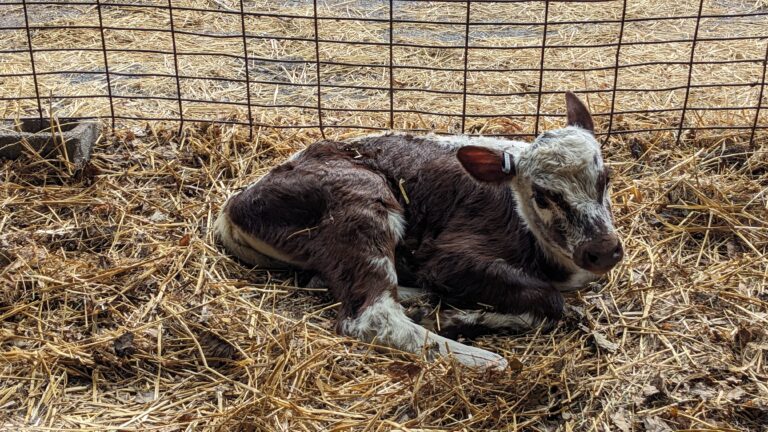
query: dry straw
1 0 768 430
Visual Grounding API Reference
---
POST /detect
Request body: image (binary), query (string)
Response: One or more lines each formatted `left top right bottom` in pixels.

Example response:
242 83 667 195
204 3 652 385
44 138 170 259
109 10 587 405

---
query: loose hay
1 120 767 431
1 0 768 431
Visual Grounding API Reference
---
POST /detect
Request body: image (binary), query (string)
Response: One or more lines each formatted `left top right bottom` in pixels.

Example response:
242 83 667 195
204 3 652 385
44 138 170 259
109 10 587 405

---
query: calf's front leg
416 248 565 328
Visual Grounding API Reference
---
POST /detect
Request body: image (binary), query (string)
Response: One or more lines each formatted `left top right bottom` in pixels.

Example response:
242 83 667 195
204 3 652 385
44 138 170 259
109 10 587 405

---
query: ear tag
502 151 513 174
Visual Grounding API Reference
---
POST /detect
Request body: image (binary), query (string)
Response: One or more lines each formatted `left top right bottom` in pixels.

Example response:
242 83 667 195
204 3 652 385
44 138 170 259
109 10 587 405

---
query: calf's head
457 92 623 274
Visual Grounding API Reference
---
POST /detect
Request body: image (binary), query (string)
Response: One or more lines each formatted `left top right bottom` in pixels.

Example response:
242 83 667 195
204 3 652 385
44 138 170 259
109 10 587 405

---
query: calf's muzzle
573 234 623 274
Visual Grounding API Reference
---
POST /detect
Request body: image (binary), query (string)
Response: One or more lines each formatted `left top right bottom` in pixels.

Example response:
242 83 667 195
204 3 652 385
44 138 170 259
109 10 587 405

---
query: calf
214 92 622 369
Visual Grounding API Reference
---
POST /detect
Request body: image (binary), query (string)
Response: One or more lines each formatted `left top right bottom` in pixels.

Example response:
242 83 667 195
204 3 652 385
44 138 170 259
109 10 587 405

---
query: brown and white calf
214 92 623 369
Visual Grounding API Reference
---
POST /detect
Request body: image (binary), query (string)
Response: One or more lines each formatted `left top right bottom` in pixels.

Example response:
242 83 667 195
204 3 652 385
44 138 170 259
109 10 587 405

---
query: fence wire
0 0 766 143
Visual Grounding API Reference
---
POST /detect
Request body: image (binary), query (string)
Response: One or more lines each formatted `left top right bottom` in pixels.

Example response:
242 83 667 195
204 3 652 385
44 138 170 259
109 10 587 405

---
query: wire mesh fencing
0 0 766 143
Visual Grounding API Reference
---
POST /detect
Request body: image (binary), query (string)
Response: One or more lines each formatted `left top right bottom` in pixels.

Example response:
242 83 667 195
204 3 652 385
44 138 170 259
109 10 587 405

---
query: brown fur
223 136 566 326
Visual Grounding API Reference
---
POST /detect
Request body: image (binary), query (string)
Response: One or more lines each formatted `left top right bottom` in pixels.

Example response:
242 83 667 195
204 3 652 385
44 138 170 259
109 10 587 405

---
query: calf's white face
515 126 620 273
457 92 623 274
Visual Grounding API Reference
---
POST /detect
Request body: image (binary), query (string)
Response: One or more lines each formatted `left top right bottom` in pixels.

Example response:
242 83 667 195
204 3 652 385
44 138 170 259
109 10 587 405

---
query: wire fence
1 0 767 143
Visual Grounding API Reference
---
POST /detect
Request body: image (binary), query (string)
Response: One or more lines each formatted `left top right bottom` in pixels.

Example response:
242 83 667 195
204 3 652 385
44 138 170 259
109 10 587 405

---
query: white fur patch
348 132 528 161
396 286 429 302
445 310 539 332
387 209 406 243
553 268 599 292
342 294 507 370
482 312 538 330
430 134 528 156
286 148 305 161
340 293 426 353
369 256 398 285
431 331 508 370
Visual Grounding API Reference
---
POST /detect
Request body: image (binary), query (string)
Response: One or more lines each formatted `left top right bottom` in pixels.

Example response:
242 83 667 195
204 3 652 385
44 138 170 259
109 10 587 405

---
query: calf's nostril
587 252 599 264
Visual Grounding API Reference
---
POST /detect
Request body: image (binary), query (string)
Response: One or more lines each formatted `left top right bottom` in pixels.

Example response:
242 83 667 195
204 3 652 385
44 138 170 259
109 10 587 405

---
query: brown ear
456 145 515 183
565 91 594 133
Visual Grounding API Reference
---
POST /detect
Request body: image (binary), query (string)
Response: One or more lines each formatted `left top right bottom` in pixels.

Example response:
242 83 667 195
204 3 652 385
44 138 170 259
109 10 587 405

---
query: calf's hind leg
297 204 507 369
216 167 507 369
325 250 508 369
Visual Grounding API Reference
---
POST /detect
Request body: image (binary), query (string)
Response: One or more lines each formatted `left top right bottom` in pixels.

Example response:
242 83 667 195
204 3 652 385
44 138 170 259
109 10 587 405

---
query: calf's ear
457 145 515 183
565 91 594 134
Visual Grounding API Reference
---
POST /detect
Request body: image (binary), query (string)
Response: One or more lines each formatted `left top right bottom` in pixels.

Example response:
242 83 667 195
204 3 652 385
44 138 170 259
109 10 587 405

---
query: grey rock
0 118 100 167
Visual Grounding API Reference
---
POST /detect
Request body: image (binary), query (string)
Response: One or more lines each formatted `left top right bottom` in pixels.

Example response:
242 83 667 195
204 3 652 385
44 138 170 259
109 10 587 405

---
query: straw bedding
1 0 768 431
